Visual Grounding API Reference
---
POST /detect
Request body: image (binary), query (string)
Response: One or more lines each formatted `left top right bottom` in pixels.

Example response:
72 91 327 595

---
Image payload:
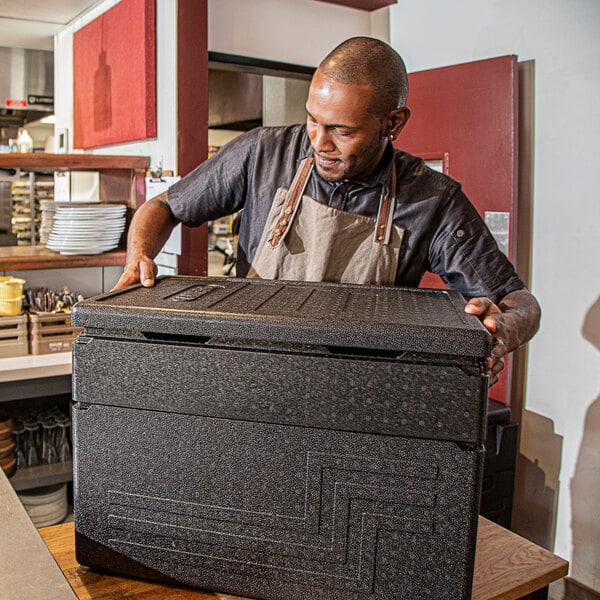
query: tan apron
247 157 404 286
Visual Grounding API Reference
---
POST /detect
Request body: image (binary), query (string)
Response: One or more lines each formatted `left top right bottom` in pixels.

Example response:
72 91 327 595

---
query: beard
312 154 347 182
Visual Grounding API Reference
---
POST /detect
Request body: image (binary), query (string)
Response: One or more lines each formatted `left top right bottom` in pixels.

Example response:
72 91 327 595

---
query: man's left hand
464 297 509 385
464 290 541 386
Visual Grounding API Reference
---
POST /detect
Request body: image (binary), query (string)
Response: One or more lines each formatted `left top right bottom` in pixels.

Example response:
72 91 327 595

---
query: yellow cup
0 277 26 301
0 296 24 316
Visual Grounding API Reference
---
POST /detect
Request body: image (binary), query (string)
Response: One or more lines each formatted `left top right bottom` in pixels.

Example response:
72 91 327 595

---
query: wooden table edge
39 518 569 600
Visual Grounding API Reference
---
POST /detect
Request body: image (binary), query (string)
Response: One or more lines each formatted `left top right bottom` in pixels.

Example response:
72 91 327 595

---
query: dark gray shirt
168 124 524 303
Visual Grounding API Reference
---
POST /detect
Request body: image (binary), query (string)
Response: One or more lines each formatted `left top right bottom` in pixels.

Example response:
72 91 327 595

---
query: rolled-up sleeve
166 128 261 227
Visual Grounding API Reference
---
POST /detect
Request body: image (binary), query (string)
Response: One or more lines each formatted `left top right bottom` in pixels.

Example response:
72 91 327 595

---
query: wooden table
40 518 568 600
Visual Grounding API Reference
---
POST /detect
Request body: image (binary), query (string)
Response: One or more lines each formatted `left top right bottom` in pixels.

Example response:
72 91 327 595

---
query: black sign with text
27 94 54 106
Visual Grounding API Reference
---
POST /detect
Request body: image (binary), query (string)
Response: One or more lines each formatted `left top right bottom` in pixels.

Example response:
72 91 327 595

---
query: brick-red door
395 55 518 404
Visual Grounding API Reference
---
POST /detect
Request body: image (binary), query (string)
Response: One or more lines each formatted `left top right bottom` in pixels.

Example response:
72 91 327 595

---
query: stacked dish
0 411 16 477
39 199 57 245
45 203 127 255
19 484 69 527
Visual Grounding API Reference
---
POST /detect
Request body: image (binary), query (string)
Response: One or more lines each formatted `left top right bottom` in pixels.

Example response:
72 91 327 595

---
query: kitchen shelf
10 460 73 492
0 245 126 271
0 351 72 384
0 153 148 493
0 352 72 402
0 153 148 213
0 153 149 172
0 153 140 387
0 152 147 270
1 354 74 490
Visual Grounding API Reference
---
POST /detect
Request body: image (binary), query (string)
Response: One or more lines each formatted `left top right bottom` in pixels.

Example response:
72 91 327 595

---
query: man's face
306 69 388 182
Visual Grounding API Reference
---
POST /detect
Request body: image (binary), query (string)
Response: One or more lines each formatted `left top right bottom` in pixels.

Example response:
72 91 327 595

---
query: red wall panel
73 0 156 149
176 0 209 277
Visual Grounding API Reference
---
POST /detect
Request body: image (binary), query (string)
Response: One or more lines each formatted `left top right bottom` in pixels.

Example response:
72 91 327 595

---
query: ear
387 107 411 141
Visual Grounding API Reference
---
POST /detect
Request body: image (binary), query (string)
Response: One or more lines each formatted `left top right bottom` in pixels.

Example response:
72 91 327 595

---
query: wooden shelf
0 245 126 271
0 152 149 172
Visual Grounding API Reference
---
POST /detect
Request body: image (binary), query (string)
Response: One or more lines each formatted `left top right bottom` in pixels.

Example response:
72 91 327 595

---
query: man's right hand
112 255 158 290
110 193 179 291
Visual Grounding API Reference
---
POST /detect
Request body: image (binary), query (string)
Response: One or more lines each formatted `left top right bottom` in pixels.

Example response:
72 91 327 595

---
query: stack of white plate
46 203 127 255
19 484 68 528
39 200 57 245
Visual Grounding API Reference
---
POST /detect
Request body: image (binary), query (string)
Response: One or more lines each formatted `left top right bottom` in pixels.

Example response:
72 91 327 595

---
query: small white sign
145 176 181 255
484 211 510 256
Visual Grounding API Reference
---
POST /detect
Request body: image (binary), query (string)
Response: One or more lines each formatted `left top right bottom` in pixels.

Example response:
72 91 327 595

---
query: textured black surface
72 276 490 599
480 400 518 529
73 405 484 600
73 335 487 444
71 276 492 357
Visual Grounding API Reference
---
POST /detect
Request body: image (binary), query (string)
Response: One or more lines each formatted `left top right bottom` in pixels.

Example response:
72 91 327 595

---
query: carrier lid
71 276 491 357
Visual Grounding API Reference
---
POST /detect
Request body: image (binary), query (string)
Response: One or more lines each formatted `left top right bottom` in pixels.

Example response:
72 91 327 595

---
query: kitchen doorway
206 52 314 277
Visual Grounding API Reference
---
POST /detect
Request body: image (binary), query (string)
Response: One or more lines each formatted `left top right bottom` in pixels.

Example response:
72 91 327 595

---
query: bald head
318 37 409 118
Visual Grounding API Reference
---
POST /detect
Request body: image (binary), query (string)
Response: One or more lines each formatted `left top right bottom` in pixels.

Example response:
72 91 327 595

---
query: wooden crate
0 314 28 358
29 312 83 355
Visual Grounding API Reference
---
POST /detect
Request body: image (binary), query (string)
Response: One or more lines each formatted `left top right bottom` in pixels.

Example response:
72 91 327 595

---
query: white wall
390 0 600 592
262 76 311 127
208 0 384 67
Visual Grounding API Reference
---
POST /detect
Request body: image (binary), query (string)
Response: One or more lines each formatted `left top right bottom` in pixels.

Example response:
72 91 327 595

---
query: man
114 37 540 386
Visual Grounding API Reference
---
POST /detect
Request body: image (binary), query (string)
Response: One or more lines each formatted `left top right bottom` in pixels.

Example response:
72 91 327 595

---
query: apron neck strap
374 160 397 245
268 157 313 248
